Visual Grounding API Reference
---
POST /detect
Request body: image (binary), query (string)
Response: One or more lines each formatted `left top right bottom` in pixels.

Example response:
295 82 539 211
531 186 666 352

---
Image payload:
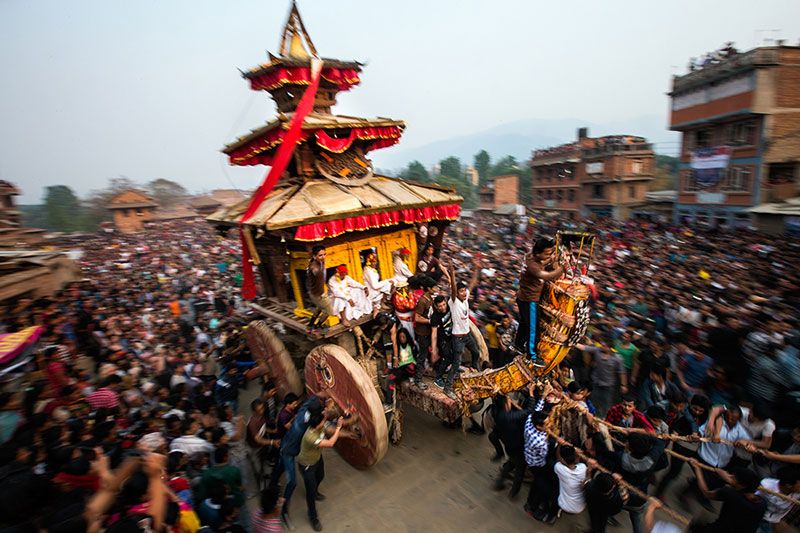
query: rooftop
670 45 792 95
222 112 405 154
748 197 800 216
208 175 461 232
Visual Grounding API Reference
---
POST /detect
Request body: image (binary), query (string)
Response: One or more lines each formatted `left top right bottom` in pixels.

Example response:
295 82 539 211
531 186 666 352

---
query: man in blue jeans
268 395 325 528
514 236 563 366
443 261 480 400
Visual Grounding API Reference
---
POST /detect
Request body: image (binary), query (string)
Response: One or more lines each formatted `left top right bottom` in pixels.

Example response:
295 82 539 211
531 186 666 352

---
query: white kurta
328 275 372 321
363 266 391 307
393 256 414 284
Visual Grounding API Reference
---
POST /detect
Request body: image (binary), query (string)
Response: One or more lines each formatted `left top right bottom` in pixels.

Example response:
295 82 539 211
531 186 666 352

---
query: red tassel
240 228 257 300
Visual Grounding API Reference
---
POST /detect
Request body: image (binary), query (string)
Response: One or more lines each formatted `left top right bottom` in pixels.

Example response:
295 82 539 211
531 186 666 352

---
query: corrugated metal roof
207 176 462 231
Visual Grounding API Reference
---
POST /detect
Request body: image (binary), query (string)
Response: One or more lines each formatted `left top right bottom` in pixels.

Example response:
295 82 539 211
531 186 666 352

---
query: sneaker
523 503 535 519
544 513 557 525
533 509 547 522
311 518 323 532
414 379 428 390
315 492 326 501
433 378 445 389
281 512 295 531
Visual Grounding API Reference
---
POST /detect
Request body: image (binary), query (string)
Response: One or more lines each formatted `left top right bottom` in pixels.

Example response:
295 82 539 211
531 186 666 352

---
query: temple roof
207 176 462 232
107 189 158 210
243 54 362 80
222 112 405 155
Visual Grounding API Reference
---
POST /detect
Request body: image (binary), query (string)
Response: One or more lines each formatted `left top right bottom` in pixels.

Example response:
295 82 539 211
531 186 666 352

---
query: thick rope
544 428 691 526
545 389 800 507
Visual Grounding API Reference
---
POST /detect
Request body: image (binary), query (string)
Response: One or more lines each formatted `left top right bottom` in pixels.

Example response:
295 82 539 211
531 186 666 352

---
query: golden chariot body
208 3 594 468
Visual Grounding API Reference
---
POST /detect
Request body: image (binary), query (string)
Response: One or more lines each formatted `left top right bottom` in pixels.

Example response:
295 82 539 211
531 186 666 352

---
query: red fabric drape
293 204 462 241
249 66 360 92
238 60 323 299
229 125 403 166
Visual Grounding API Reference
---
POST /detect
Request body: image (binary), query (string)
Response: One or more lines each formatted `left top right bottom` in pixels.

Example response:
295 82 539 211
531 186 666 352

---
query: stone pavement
273 406 632 533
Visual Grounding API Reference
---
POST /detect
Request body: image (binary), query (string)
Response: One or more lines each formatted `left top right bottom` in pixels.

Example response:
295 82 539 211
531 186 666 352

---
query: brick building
478 174 519 209
107 189 158 233
669 43 800 227
530 128 655 220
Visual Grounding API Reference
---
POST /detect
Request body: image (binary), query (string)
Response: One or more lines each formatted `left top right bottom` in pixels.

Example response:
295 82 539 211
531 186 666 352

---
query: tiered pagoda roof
211 2 461 241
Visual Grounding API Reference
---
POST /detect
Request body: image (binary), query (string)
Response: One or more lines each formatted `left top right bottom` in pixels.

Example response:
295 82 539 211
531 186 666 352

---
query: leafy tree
44 185 85 232
147 178 188 207
436 174 477 209
652 155 679 191
490 155 520 177
398 161 429 182
473 150 491 186
438 156 464 183
518 166 533 206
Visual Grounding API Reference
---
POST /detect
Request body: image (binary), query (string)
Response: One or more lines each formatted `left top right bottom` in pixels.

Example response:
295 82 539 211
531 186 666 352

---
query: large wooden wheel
304 344 388 468
245 320 302 401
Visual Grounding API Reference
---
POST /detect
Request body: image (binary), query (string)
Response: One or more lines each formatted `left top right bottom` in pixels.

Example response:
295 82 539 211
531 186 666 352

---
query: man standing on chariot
515 236 565 366
306 245 333 333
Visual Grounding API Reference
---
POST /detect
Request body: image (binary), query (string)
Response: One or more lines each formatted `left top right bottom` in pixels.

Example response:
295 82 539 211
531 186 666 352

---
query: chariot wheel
304 344 388 468
245 320 303 401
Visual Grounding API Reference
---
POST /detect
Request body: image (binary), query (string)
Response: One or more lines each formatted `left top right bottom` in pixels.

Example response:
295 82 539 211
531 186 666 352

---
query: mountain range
372 114 681 172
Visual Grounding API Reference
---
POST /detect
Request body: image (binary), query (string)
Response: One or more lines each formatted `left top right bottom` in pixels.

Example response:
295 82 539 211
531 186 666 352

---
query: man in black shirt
690 461 766 533
430 295 453 389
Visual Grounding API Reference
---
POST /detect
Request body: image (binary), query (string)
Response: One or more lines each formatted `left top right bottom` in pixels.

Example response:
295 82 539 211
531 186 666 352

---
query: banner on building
691 146 733 188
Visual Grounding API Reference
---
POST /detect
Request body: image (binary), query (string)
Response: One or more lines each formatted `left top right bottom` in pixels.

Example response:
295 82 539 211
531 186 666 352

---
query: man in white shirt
392 248 414 285
734 404 776 468
758 467 800 529
362 253 392 314
169 418 214 457
443 261 480 399
553 443 590 516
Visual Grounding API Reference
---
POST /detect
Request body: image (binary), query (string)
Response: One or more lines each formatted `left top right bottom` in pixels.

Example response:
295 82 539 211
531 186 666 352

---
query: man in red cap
328 264 371 327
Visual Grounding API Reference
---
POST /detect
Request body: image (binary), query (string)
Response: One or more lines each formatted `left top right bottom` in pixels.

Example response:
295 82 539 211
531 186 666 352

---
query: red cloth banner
229 125 403 166
248 66 360 92
293 204 462 242
238 59 324 299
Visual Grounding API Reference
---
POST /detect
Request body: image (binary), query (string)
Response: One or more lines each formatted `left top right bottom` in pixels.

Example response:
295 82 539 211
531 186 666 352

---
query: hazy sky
2 0 799 202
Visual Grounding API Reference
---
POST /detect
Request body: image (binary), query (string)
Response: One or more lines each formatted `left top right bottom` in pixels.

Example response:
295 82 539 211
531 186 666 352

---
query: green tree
474 150 491 186
490 155 520 177
147 178 188 207
398 160 430 182
437 174 477 209
438 156 464 182
44 185 85 232
652 155 679 191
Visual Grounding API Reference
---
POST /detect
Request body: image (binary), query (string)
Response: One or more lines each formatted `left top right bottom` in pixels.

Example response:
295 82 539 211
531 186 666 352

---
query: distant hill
372 115 680 171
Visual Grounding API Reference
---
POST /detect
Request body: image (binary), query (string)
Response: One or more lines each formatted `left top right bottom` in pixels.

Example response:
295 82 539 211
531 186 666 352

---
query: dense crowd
446 212 800 532
1 213 800 533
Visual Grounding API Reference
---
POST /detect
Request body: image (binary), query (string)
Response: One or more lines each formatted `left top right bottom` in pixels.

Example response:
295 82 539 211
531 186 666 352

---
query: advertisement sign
586 162 604 174
691 146 732 188
696 192 726 205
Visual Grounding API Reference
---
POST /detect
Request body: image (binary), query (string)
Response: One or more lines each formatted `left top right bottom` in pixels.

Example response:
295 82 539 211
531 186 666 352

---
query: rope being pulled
544 429 691 526
545 390 800 508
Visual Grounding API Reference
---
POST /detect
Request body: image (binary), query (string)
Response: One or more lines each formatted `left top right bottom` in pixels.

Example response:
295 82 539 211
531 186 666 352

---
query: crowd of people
1 211 800 533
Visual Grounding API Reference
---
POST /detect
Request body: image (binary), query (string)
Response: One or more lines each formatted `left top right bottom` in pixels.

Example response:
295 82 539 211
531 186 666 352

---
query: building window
591 184 605 199
567 189 575 202
683 170 699 192
136 208 144 216
556 189 564 200
546 190 552 199
728 121 757 145
695 129 712 148
628 186 636 198
537 190 543 200
720 166 752 192
631 160 643 174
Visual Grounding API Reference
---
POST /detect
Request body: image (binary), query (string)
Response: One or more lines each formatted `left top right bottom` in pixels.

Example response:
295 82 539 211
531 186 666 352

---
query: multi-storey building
669 43 800 226
478 174 519 210
530 128 655 220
